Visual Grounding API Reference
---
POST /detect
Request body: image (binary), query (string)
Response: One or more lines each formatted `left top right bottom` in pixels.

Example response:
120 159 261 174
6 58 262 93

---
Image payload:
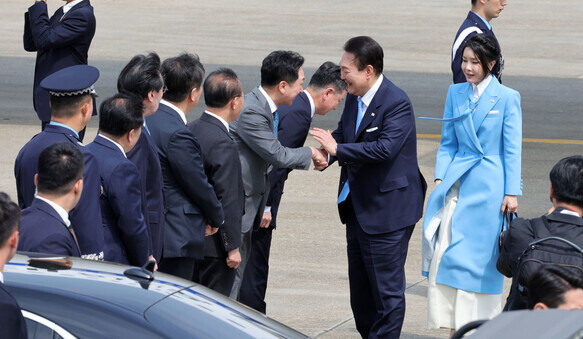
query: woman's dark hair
527 265 583 309
463 34 502 81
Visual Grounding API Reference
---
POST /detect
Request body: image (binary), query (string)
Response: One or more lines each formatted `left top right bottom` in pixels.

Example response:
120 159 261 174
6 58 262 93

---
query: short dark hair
0 192 20 247
527 265 583 309
471 0 478 6
98 93 144 137
343 36 384 76
463 34 502 81
308 61 347 93
203 68 243 108
50 94 93 119
117 52 164 100
260 50 304 88
37 142 84 196
550 155 583 208
161 53 205 103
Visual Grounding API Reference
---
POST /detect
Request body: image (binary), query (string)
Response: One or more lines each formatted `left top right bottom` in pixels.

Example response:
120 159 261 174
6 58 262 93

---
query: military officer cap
40 65 100 97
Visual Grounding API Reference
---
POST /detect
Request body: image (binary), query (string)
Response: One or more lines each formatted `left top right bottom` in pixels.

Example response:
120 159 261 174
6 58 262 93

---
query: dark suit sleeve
23 12 37 51
206 139 243 251
497 218 536 277
30 233 77 257
336 98 414 164
109 161 150 266
167 129 224 228
27 1 93 50
0 289 27 339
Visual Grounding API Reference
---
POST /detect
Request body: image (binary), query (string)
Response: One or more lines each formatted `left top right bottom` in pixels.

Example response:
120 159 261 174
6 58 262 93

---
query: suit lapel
33 199 68 227
343 96 358 143
455 84 483 153
354 78 387 139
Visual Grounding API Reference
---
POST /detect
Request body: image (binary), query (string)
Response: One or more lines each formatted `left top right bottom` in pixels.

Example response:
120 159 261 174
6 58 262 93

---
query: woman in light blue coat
422 34 522 332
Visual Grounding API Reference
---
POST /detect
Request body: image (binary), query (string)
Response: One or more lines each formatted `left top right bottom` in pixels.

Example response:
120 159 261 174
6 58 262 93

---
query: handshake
309 128 338 171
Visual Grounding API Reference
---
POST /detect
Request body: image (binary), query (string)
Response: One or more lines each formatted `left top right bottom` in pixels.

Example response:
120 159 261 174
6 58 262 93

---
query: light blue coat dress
422 76 522 294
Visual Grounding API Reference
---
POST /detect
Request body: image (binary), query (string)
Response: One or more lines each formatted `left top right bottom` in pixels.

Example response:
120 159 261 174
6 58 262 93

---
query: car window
22 310 75 339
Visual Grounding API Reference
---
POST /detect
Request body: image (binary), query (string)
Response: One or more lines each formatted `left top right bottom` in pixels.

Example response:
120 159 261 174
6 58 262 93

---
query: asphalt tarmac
1 0 582 337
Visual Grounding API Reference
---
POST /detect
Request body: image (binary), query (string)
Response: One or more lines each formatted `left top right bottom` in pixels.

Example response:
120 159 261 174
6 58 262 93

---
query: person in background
0 192 27 338
87 93 151 267
24 0 96 139
451 0 506 83
527 265 583 310
19 142 84 257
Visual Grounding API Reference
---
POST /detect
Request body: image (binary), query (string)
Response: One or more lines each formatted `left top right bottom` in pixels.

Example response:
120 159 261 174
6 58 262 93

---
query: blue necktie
273 110 279 137
337 98 364 204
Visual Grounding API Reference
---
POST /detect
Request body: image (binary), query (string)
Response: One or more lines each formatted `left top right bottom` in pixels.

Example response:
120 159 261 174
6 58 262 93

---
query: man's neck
165 100 190 116
51 118 81 133
472 7 492 22
205 107 232 123
262 86 284 107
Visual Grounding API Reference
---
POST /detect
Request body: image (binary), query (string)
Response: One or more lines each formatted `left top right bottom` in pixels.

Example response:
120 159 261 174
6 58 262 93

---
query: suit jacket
332 76 427 234
230 87 312 232
86 135 150 266
19 198 81 257
266 92 313 228
451 11 497 84
146 102 224 260
14 124 104 256
189 113 244 258
24 0 96 122
0 282 27 339
126 126 165 263
422 76 522 294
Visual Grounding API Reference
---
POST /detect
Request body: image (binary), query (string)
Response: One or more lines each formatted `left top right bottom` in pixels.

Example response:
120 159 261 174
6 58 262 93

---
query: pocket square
488 110 500 114
366 127 378 132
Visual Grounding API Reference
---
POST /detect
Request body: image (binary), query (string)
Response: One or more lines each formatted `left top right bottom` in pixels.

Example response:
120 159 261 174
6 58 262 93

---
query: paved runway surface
1 0 582 337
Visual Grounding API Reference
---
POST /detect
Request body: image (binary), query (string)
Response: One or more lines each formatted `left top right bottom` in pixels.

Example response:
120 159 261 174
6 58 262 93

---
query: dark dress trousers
24 0 96 123
86 135 150 267
0 281 28 339
19 198 81 257
189 113 244 296
331 76 427 338
146 103 224 281
451 11 498 84
127 126 165 263
14 124 104 257
239 91 312 312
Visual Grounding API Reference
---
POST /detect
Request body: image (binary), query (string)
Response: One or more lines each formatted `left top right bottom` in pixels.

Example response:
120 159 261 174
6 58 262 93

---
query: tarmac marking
417 134 583 145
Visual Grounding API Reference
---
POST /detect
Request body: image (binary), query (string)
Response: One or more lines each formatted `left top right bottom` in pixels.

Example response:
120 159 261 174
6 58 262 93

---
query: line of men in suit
14 35 427 338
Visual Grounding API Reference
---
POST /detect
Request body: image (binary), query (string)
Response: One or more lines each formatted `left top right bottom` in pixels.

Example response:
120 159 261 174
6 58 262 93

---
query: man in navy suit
87 93 150 267
24 0 96 133
19 142 83 257
117 53 165 263
239 61 347 313
452 0 506 83
14 65 104 260
147 53 224 282
311 36 427 338
188 68 245 296
0 193 27 338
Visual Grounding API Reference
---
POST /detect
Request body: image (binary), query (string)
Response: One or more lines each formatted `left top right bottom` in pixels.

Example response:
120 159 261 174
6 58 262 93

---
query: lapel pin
371 112 375 117
490 99 494 103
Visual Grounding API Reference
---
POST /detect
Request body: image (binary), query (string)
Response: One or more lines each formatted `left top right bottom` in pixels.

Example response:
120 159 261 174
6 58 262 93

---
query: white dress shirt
63 0 84 14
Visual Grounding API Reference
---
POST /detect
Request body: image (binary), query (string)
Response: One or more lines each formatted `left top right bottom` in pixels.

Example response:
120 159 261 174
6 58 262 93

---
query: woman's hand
501 195 518 214
434 179 442 186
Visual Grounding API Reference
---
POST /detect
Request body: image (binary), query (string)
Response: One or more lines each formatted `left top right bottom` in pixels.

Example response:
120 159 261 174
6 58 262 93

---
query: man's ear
533 302 548 310
8 229 19 250
73 178 83 196
278 81 288 95
34 173 39 188
80 101 92 118
550 184 555 199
